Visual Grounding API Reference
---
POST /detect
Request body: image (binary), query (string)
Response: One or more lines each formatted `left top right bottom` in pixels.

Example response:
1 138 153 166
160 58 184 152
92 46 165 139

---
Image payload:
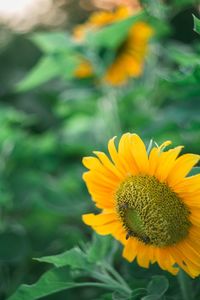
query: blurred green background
0 0 200 299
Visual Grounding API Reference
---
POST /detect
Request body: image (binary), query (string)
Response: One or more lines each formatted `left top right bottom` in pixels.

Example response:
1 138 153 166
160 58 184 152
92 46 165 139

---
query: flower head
73 6 153 85
105 21 153 85
74 59 93 78
82 133 200 277
73 6 134 41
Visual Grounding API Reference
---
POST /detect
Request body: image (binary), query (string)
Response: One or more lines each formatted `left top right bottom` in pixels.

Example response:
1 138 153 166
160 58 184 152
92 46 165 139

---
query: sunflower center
115 175 191 247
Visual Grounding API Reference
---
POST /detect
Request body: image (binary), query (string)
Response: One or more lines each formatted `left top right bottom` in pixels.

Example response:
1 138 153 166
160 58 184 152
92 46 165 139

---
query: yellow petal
154 248 178 275
155 146 183 182
148 141 172 176
122 238 139 262
83 171 117 190
112 226 127 245
190 211 200 227
83 155 121 183
178 241 200 267
169 248 195 277
159 140 172 151
175 174 200 193
148 147 160 175
118 133 139 175
130 134 149 173
136 243 150 268
93 222 120 235
108 136 128 175
181 192 200 207
82 213 115 225
82 212 121 235
93 151 123 179
167 154 200 187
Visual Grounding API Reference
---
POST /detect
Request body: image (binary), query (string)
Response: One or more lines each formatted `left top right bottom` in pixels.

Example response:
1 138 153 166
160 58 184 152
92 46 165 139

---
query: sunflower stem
103 263 131 294
92 269 130 296
177 270 194 300
99 87 122 138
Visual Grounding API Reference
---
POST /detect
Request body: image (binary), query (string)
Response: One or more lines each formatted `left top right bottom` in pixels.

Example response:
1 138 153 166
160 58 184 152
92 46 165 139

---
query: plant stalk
177 269 194 300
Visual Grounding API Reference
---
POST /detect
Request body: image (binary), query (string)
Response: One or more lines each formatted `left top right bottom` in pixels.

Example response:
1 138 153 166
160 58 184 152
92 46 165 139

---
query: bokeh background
0 0 200 299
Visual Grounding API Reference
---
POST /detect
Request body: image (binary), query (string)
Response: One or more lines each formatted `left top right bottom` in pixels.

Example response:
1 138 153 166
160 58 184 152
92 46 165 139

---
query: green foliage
35 247 89 269
16 56 62 91
30 32 74 53
8 235 133 300
142 276 169 299
8 267 76 300
16 54 78 91
8 235 173 300
189 167 200 176
16 32 79 91
193 15 200 34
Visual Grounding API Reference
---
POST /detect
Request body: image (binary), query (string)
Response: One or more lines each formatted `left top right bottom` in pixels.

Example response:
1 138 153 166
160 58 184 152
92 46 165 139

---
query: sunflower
73 6 134 41
82 133 200 277
74 59 93 78
73 6 153 85
104 22 153 85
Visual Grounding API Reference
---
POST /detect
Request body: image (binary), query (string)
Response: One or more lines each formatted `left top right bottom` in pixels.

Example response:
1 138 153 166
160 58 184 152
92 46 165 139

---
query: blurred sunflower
91 0 140 11
73 6 153 85
73 6 134 40
82 133 200 277
74 59 94 78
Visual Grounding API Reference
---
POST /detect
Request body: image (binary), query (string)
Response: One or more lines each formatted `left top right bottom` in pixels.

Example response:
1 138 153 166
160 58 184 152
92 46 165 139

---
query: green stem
177 270 194 300
103 264 131 294
76 281 129 295
91 270 130 295
99 88 121 138
91 270 117 286
75 282 119 289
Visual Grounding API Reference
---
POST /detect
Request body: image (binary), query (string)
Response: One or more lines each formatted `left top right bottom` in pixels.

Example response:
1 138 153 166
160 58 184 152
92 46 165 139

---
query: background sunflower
73 5 154 85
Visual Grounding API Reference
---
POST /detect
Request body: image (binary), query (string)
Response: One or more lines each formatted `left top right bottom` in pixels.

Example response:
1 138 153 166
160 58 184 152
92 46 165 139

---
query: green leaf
8 264 123 300
35 247 89 269
16 56 60 91
141 0 168 19
30 32 74 53
87 12 145 49
167 45 200 67
8 267 78 300
145 276 169 298
16 54 78 91
87 234 112 263
193 14 200 34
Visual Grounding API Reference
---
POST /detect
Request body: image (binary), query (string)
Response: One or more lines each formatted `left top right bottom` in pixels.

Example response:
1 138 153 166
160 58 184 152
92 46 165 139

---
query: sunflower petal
136 243 150 268
167 154 200 187
131 134 149 173
108 136 127 174
175 174 200 193
82 213 120 236
155 146 183 182
122 238 139 262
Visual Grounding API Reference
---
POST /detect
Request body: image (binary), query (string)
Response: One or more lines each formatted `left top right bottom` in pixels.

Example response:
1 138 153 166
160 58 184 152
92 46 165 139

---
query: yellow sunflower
73 6 153 85
82 133 200 277
104 22 153 85
74 59 93 78
73 6 134 41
